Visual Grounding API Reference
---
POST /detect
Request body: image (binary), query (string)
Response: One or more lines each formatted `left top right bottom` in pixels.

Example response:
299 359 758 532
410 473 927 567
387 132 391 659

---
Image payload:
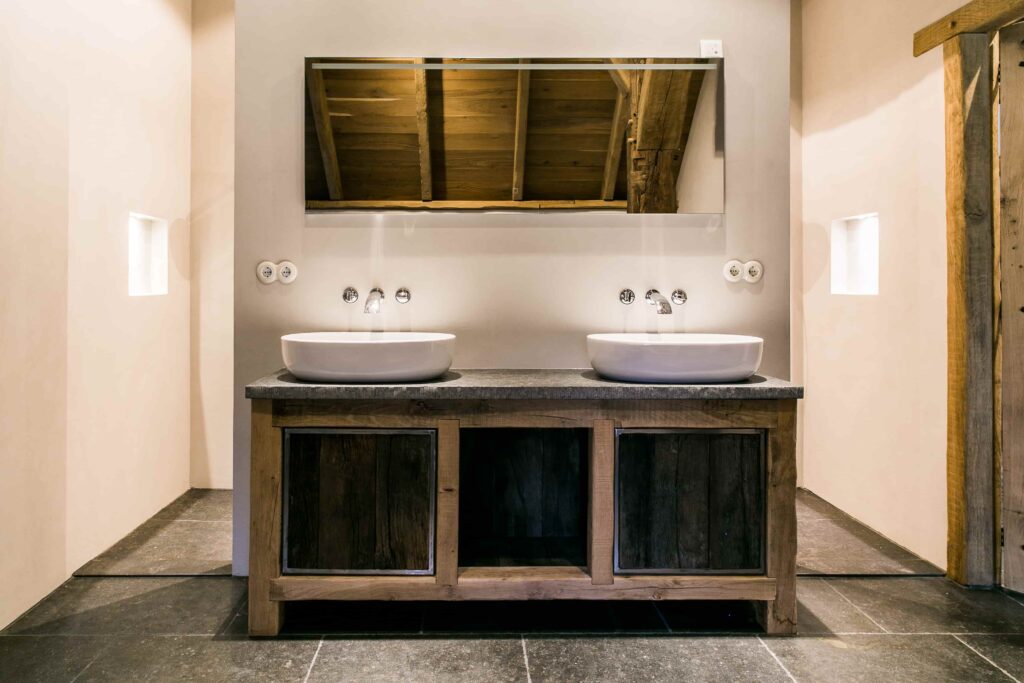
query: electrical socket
700 40 724 58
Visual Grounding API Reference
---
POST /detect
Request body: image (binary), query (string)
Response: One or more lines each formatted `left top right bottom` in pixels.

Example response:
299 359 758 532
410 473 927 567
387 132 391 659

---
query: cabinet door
283 429 435 575
615 430 764 574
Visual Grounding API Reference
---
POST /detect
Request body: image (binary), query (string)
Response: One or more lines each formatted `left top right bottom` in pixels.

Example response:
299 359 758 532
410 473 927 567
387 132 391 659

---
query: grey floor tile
77 635 318 683
525 636 790 682
797 578 884 635
797 489 942 576
3 577 244 636
74 519 231 576
0 635 108 683
957 635 1024 679
308 637 528 682
766 634 1012 683
829 578 1024 634
153 488 232 521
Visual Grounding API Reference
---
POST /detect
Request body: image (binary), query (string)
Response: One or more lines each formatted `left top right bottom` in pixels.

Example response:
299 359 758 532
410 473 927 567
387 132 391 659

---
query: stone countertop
245 369 803 401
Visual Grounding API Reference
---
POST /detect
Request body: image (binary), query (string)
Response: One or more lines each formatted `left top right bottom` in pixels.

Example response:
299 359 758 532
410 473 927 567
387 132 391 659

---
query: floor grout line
822 580 890 633
68 643 108 683
953 635 1020 682
302 637 324 683
651 602 673 633
757 635 797 683
520 634 533 683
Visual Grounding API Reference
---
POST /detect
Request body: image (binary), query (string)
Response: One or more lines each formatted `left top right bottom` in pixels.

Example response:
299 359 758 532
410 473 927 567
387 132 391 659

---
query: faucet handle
342 287 359 303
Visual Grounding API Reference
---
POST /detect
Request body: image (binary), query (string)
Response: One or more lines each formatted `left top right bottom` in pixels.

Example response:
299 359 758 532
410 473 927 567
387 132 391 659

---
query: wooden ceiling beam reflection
607 59 631 95
628 58 697 213
306 61 344 200
512 59 530 201
913 0 1024 56
412 58 433 201
601 91 629 201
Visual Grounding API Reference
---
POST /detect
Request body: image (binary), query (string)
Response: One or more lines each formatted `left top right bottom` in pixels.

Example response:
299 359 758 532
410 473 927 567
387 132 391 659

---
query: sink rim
282 331 456 345
587 332 764 345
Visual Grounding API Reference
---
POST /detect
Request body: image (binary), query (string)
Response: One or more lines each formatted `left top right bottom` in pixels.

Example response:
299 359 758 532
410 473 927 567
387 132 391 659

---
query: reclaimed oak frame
915 0 1024 590
249 397 797 637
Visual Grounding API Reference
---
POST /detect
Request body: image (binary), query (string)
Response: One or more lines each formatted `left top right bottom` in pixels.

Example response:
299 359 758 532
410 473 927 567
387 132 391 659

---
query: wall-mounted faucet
342 287 412 313
646 289 673 315
620 288 687 315
364 288 384 314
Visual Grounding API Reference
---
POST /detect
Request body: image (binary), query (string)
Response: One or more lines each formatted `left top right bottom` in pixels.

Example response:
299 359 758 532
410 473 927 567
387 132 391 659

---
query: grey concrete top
245 369 803 401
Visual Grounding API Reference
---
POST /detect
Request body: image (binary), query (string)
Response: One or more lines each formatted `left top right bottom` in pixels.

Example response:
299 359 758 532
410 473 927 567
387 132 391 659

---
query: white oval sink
587 333 763 383
282 332 455 383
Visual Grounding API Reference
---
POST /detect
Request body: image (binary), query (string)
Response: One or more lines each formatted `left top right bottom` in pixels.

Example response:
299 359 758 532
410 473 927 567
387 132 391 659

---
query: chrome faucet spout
645 289 672 315
364 287 384 314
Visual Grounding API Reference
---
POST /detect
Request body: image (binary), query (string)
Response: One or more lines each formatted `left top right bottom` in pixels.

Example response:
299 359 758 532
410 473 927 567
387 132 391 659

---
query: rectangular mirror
305 58 723 214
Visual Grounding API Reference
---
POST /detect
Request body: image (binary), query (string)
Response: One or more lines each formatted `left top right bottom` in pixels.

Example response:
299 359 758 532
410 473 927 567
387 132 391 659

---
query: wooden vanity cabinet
247 377 799 639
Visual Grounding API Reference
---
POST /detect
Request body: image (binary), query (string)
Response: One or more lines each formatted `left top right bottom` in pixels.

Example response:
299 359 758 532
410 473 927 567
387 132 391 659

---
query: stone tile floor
4 488 998 682
71 488 943 579
74 490 233 577
2 575 1024 681
796 490 942 576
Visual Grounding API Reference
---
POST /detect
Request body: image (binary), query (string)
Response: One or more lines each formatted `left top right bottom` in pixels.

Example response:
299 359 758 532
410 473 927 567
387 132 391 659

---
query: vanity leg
589 419 615 585
249 399 283 636
761 399 797 635
436 419 460 587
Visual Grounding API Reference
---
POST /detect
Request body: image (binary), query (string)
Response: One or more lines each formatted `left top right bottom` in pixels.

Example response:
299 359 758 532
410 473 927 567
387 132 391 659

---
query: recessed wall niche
128 212 168 297
830 213 879 296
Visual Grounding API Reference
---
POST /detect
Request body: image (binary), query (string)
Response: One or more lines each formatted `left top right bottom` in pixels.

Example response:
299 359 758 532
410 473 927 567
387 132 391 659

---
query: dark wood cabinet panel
459 428 589 566
616 430 764 574
284 429 435 574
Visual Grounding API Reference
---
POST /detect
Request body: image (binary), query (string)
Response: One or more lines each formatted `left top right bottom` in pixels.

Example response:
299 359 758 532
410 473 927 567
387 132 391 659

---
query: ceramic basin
282 332 455 383
587 333 763 383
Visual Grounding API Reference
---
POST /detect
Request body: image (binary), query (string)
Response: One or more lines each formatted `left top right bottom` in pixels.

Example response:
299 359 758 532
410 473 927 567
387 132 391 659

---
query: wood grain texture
914 0 1024 56
249 399 283 636
589 419 615 585
601 92 629 201
436 420 460 585
285 432 433 573
944 34 996 587
617 433 762 573
272 399 782 431
306 199 626 211
512 61 530 200
412 59 433 200
760 400 797 635
305 62 344 200
270 573 776 602
999 23 1024 593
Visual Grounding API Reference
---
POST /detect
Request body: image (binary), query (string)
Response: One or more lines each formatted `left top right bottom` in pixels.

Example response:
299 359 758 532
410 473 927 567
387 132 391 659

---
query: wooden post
589 419 615 585
601 92 629 201
999 22 1024 594
512 60 530 201
413 58 433 202
944 33 996 587
249 399 283 636
759 400 797 635
436 419 460 586
305 61 343 201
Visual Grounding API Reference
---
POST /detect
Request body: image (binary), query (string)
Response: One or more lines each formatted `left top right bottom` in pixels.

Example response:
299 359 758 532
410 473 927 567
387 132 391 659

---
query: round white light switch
743 260 764 283
723 260 744 283
256 261 278 284
277 261 298 284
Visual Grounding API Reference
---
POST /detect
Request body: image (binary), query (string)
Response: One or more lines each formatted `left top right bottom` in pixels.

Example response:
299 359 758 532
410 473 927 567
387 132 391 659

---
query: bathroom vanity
245 369 801 636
